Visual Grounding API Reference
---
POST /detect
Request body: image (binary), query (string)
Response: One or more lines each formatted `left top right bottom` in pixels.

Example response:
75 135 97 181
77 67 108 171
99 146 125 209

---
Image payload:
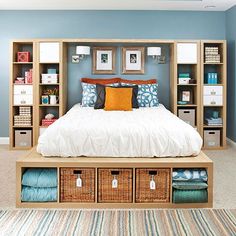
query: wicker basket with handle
136 168 170 203
60 168 95 202
98 168 133 203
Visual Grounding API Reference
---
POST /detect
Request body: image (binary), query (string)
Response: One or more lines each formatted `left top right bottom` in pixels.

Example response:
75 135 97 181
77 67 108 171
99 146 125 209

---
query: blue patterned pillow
81 83 97 107
172 169 208 182
121 83 159 107
81 82 119 107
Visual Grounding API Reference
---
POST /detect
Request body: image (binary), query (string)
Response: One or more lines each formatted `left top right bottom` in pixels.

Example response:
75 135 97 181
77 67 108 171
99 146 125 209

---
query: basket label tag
112 178 118 188
150 175 156 190
76 176 82 188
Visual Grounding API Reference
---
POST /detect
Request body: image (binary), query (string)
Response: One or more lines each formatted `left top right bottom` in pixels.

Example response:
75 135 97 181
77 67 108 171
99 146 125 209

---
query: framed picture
122 47 145 74
93 47 116 74
179 89 193 104
72 55 80 63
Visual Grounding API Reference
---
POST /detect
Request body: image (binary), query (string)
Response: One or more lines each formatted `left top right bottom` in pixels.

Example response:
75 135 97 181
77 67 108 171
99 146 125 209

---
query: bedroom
0 0 236 235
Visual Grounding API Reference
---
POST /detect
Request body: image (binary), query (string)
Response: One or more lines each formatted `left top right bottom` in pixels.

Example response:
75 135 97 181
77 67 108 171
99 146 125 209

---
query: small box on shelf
17 52 31 62
204 130 221 148
178 109 196 127
15 130 32 148
41 74 58 84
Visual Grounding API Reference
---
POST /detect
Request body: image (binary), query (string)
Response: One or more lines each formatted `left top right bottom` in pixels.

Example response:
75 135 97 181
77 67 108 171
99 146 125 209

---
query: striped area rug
0 209 235 236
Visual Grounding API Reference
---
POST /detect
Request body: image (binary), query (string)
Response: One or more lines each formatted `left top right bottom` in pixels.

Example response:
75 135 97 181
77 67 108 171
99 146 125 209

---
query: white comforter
37 104 202 157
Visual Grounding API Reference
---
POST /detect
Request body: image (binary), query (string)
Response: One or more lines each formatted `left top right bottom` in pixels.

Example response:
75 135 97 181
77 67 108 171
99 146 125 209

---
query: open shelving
9 41 36 149
201 40 227 149
171 41 201 132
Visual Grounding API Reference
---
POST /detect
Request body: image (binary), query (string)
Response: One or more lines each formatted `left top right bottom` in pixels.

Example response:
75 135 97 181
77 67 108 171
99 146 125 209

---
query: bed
37 104 202 157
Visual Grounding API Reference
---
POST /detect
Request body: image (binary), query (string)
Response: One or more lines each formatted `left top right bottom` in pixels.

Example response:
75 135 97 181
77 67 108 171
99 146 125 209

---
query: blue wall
226 6 236 141
0 10 226 137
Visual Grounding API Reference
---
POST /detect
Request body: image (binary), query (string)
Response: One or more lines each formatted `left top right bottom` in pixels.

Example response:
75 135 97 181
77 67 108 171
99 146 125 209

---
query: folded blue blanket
22 168 57 188
172 169 207 182
21 186 57 202
172 181 208 190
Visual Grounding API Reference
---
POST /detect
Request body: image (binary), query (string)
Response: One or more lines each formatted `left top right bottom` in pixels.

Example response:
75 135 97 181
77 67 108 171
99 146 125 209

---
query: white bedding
37 104 202 157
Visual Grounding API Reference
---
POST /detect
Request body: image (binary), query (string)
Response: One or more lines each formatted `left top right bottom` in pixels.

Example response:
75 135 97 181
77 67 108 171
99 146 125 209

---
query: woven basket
98 168 133 203
60 168 95 202
135 168 170 203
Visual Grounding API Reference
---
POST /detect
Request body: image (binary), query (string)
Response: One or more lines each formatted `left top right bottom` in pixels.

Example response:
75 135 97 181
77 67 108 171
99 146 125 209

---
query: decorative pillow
121 83 159 107
81 78 121 85
172 181 208 190
82 82 118 107
81 83 97 107
95 84 139 109
120 79 157 85
172 169 208 182
104 87 133 111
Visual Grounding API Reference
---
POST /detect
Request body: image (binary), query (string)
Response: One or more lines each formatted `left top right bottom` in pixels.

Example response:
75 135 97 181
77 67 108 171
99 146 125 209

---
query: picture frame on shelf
92 47 116 74
179 89 193 104
122 47 145 74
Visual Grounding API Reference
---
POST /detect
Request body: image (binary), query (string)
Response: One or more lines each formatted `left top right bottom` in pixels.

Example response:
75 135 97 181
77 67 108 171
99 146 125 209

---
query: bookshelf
35 41 68 139
201 40 227 149
171 41 201 132
9 40 67 149
9 41 36 149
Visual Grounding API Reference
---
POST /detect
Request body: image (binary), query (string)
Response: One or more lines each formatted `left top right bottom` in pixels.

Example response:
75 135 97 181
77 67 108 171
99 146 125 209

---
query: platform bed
16 148 213 208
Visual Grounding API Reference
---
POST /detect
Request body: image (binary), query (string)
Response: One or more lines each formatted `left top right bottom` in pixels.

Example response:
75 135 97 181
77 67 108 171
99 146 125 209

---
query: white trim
227 138 236 148
0 137 9 145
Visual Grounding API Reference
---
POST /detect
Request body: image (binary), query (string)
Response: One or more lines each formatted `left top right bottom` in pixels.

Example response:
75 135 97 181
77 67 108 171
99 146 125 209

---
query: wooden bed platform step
16 148 213 208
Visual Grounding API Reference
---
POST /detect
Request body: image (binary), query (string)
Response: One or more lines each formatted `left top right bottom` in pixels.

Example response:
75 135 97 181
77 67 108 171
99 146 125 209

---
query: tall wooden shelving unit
10 40 67 149
201 40 227 149
35 41 68 140
171 41 201 133
9 40 36 149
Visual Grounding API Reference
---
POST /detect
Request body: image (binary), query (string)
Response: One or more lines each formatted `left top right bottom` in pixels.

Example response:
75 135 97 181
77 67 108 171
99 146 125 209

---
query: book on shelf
205 117 223 126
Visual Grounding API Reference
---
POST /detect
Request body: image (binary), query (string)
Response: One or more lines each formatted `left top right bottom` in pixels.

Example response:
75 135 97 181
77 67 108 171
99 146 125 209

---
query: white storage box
203 95 223 106
14 95 33 105
177 43 197 64
178 78 190 85
14 85 33 95
41 74 58 84
203 86 223 96
39 42 60 63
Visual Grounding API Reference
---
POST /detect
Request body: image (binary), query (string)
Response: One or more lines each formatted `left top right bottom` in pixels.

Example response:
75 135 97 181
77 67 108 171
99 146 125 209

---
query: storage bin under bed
60 168 95 202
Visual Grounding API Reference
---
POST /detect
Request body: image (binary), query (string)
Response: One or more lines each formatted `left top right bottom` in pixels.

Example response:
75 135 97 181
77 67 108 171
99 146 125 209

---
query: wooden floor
16 148 213 209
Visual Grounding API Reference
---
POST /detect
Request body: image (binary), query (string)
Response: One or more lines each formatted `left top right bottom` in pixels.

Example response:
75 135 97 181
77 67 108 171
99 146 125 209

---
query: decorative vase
50 95 57 105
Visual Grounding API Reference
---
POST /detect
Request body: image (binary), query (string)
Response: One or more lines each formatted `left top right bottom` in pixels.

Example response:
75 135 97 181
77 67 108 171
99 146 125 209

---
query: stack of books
205 117 223 126
205 47 221 63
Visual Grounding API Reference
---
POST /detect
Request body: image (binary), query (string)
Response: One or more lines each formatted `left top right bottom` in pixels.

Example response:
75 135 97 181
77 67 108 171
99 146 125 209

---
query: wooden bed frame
16 148 213 208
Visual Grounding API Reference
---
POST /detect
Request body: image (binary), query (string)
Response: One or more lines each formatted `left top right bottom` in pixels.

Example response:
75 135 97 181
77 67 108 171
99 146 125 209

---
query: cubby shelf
171 40 227 150
10 40 68 150
201 40 227 149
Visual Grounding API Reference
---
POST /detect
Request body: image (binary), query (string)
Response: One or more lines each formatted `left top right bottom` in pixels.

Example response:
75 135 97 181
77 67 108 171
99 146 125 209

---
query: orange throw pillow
104 87 133 111
81 78 121 85
120 78 157 84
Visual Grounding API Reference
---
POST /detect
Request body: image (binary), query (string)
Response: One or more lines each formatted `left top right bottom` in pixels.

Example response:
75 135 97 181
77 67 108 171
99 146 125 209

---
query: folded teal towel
173 189 208 203
22 168 57 188
21 186 57 202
